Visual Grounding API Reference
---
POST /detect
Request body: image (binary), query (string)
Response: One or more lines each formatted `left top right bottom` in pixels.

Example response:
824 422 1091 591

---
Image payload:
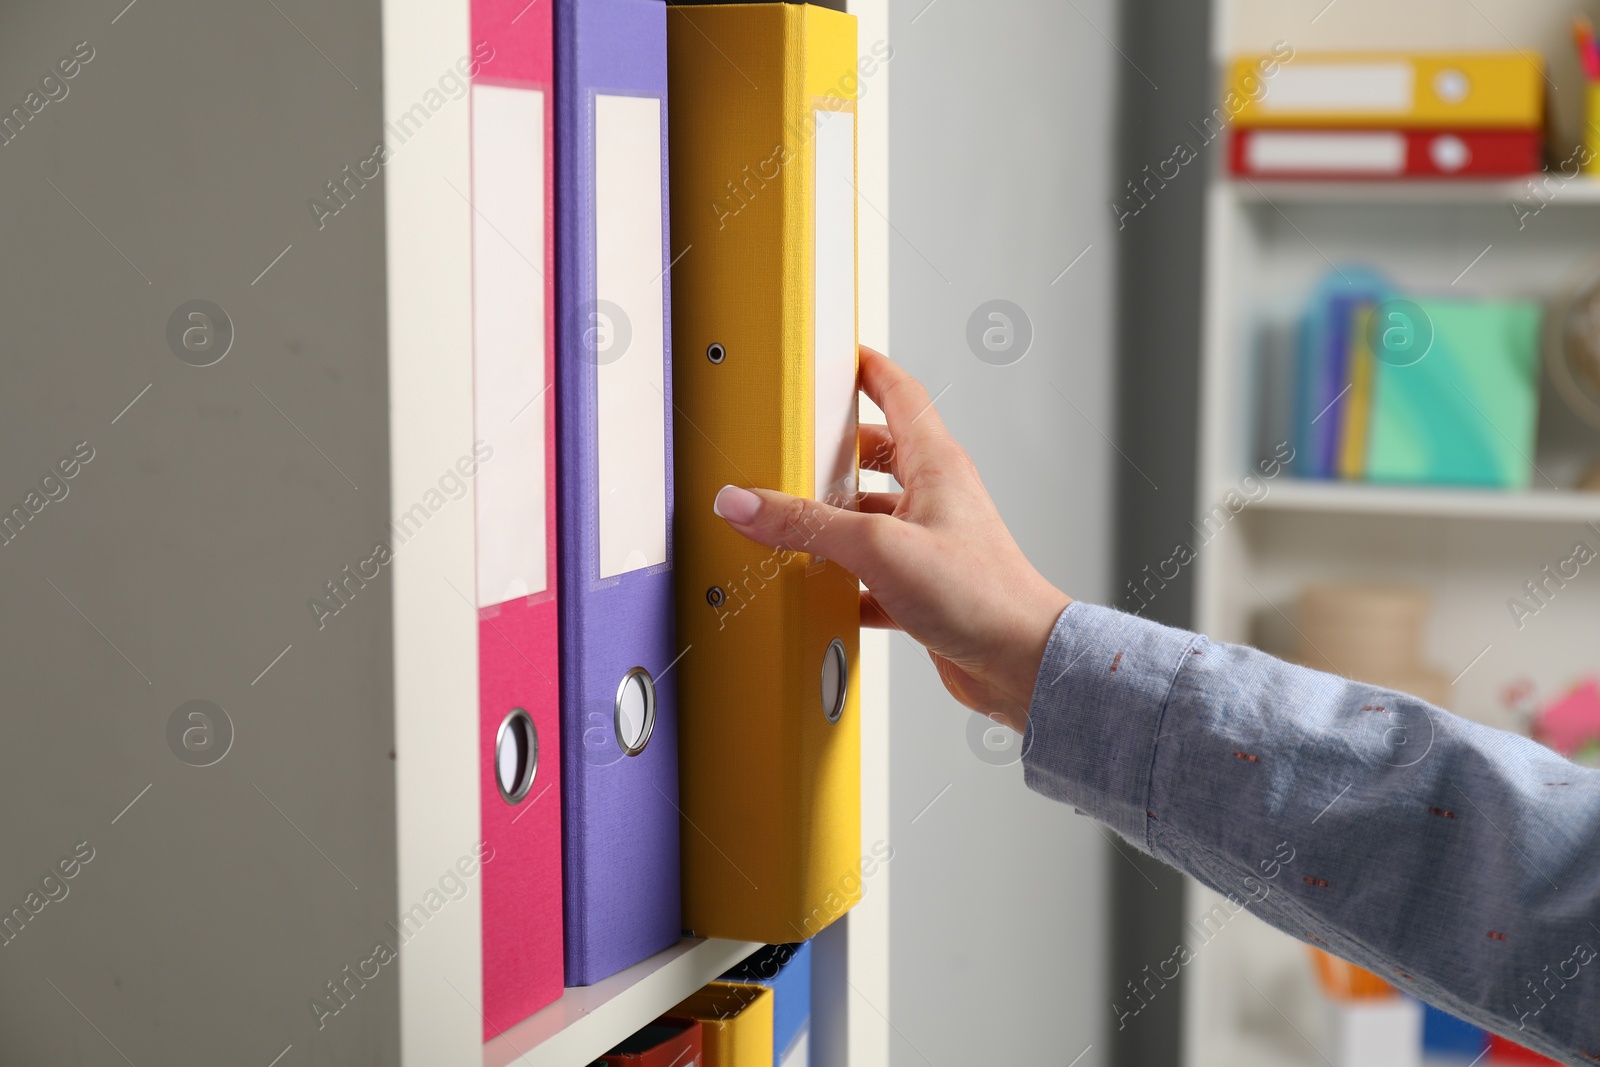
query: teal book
1366 299 1543 489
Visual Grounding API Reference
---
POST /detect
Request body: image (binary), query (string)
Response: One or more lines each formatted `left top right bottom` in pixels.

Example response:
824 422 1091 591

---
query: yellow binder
667 2 862 943
1228 52 1544 128
669 982 774 1067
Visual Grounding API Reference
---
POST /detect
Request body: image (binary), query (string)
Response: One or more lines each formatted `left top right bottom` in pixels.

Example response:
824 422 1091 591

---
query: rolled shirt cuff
1021 601 1204 849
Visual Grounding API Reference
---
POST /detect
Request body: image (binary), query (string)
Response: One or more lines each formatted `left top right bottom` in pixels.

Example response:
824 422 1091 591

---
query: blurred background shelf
1190 1025 1487 1067
1187 3 1600 1066
488 938 762 1067
1256 481 1600 522
1228 177 1600 206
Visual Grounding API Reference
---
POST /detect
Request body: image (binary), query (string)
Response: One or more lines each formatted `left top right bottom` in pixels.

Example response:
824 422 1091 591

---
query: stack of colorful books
1226 51 1545 180
1291 271 1544 488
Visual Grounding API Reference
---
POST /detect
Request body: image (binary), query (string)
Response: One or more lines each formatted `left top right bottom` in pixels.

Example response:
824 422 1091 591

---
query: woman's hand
711 346 1072 732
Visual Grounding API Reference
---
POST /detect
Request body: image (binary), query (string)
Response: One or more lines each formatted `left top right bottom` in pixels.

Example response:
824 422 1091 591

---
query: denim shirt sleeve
1022 601 1600 1067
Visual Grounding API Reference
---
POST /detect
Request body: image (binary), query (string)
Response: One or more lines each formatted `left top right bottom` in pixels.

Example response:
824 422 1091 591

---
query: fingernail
713 485 761 524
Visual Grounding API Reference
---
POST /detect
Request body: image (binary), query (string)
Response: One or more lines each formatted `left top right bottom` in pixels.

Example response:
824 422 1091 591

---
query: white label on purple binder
595 93 667 580
471 84 548 606
813 107 856 509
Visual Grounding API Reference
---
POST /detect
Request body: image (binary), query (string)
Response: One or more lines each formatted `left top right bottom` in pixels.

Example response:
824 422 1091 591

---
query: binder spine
667 2 860 944
669 982 775 1066
470 0 563 1037
555 0 681 987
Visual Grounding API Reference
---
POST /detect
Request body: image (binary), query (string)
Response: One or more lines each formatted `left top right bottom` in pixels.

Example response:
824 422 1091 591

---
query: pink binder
470 0 563 1038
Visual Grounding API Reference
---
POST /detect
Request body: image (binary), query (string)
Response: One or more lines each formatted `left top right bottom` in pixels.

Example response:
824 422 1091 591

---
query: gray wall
0 2 400 1064
887 0 1123 1063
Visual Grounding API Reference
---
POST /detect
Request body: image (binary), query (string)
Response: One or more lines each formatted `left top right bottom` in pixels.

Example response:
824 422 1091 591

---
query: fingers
713 484 890 584
856 491 900 515
859 347 951 465
713 484 907 628
859 424 897 477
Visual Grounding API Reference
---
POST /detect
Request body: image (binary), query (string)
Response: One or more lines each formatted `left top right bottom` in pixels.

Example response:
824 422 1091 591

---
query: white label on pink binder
595 93 668 580
471 84 548 607
1260 63 1413 113
813 107 856 509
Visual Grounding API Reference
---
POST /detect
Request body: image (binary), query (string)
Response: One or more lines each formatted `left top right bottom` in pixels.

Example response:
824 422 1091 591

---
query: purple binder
555 0 680 987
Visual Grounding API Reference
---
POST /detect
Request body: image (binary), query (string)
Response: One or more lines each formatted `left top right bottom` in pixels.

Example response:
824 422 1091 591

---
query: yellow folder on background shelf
1337 305 1375 481
1228 52 1544 128
667 1 862 944
669 982 774 1067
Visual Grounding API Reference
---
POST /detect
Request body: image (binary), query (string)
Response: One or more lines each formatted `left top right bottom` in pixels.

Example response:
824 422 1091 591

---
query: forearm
1023 601 1600 1066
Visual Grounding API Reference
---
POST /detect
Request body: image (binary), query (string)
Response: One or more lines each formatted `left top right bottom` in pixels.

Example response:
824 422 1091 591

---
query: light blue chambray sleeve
1021 601 1600 1066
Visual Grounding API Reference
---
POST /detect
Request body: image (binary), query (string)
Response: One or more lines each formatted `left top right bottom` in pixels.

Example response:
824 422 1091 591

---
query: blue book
1296 269 1392 479
1421 1001 1488 1059
724 941 813 1066
1317 296 1355 478
1293 310 1320 478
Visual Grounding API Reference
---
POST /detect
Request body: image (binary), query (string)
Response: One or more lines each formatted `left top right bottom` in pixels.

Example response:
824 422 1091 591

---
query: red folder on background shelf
1229 127 1541 179
471 0 563 1038
1487 1034 1564 1063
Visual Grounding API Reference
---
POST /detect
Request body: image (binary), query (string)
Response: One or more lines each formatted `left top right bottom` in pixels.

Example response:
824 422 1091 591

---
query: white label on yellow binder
1261 63 1413 113
470 84 547 606
595 93 668 579
813 107 856 509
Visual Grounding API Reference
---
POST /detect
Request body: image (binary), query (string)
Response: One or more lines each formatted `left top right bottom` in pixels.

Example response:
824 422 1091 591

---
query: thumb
713 484 884 583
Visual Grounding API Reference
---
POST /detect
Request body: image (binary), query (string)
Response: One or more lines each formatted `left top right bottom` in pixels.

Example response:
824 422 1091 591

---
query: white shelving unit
1254 479 1600 521
1234 177 1600 205
2 1 886 1064
1185 3 1600 1066
487 939 761 1067
1255 480 1600 522
380 0 893 1063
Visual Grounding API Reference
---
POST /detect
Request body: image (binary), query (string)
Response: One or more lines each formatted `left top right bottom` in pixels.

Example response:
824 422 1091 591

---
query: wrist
996 583 1072 733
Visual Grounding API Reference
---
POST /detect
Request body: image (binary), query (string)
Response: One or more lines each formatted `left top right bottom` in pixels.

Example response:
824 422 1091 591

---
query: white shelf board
486 938 762 1067
1250 479 1600 523
1193 1003 1491 1067
1200 1031 1484 1067
1226 177 1600 206
1199 1023 1494 1067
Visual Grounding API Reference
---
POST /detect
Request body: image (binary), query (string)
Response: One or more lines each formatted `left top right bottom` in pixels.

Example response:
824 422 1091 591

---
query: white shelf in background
486 938 763 1067
1226 177 1600 206
1251 480 1600 523
1190 6 1600 1067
